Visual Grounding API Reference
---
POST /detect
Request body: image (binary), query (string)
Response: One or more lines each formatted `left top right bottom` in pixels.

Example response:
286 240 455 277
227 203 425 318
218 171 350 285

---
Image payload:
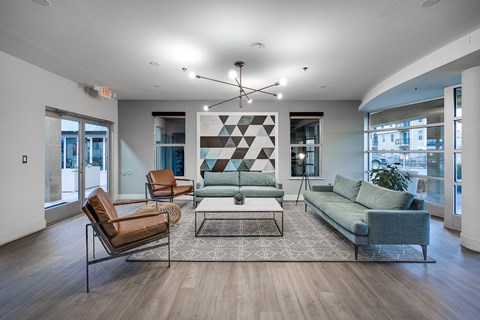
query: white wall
0 51 118 246
118 100 364 199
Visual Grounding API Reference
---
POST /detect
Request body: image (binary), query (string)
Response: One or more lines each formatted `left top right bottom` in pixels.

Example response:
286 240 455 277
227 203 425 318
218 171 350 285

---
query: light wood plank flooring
1 204 480 320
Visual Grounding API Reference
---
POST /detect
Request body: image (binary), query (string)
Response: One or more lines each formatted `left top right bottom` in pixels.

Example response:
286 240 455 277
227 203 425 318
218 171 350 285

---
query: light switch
22 155 28 164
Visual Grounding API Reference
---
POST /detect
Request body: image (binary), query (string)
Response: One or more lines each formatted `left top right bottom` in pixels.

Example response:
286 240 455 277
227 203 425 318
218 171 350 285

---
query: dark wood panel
0 210 479 320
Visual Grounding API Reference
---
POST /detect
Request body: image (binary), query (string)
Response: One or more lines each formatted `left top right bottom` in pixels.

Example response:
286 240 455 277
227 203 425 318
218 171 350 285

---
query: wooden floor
1 204 480 320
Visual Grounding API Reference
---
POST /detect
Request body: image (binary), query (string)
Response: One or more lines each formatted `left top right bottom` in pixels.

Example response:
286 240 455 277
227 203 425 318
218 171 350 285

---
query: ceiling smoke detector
250 42 266 49
32 0 52 6
419 0 440 8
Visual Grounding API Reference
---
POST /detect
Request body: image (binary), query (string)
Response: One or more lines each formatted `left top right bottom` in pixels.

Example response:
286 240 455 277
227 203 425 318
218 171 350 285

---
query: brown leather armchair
82 188 173 292
145 169 194 203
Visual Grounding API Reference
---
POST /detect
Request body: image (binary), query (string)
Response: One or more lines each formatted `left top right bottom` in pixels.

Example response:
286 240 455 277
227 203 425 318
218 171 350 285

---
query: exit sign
99 86 111 99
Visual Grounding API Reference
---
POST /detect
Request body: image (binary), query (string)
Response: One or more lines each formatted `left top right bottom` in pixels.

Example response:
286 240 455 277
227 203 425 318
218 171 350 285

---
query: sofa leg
354 244 359 260
304 204 307 212
421 245 427 260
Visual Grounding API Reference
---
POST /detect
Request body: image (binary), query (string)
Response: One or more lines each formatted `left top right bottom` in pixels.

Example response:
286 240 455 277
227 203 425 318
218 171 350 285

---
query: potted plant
369 164 412 191
234 192 245 205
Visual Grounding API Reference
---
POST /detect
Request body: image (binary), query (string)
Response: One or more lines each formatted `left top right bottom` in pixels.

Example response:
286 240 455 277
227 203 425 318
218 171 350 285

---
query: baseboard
284 194 302 201
0 219 46 246
461 233 480 253
116 193 144 200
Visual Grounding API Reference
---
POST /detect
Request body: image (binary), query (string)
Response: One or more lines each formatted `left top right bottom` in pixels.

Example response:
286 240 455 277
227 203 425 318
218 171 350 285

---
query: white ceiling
1 0 480 108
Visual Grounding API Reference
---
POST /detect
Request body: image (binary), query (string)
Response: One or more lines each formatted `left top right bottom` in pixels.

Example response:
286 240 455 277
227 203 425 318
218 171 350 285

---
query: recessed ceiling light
153 84 160 88
250 42 266 49
419 0 440 8
149 61 159 66
32 0 52 6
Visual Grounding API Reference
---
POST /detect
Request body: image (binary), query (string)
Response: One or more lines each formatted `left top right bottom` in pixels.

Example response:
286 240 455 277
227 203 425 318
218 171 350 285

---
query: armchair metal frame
83 199 170 292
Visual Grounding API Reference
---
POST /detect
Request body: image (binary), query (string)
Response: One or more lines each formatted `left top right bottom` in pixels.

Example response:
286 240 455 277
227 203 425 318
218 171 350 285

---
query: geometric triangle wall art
199 112 277 175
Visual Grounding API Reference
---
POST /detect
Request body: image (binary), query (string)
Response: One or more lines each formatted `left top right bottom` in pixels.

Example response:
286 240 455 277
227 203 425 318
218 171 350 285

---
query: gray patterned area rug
128 202 435 263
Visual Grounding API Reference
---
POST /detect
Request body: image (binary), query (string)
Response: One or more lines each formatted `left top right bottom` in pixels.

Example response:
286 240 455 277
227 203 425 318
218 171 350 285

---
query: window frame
365 99 445 207
289 113 323 179
153 112 186 177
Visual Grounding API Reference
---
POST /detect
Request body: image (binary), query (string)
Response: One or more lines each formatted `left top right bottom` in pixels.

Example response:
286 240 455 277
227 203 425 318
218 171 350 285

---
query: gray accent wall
118 100 364 198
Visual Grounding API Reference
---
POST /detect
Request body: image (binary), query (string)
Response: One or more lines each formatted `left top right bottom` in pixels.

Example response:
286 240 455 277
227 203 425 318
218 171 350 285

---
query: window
366 99 445 206
153 112 186 176
453 87 462 215
290 112 323 178
390 133 394 142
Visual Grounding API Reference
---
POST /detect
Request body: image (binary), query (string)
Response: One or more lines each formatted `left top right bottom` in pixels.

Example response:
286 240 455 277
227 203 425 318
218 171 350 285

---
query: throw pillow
332 175 362 201
355 181 414 210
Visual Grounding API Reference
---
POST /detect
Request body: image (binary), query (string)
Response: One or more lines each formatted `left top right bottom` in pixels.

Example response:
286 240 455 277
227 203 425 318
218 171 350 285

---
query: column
461 66 480 252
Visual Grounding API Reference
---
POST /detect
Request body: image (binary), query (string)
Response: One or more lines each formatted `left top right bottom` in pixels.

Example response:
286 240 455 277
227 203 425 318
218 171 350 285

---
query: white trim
360 27 480 110
284 194 304 201
116 193 145 200
0 220 46 246
461 233 480 252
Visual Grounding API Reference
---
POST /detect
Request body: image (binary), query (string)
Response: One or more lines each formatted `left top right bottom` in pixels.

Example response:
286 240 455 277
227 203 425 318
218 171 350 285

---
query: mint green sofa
304 175 430 260
195 171 284 207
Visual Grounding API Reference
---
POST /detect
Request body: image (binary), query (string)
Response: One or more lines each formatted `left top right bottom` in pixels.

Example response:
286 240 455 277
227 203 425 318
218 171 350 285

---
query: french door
45 109 112 224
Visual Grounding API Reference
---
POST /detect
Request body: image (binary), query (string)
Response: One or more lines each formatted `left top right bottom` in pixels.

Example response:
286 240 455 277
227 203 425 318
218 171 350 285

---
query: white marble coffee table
194 197 284 237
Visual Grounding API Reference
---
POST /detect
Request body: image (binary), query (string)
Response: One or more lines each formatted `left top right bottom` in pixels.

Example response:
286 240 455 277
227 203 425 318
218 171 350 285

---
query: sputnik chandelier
188 60 287 110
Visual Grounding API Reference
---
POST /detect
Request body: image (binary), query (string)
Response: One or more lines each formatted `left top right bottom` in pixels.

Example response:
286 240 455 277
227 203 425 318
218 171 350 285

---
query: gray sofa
195 171 284 207
304 175 430 260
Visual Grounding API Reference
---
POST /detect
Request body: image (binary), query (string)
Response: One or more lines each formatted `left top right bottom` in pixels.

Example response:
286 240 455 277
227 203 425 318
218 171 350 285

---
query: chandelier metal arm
196 75 279 97
234 78 251 102
205 83 280 109
196 75 238 88
193 60 285 110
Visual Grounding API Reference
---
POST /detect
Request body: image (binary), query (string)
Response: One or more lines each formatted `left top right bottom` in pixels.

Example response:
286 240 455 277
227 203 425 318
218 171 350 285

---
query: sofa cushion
239 186 285 198
204 171 239 186
195 185 239 197
304 191 351 208
355 181 414 210
239 171 276 186
332 175 362 201
320 202 369 236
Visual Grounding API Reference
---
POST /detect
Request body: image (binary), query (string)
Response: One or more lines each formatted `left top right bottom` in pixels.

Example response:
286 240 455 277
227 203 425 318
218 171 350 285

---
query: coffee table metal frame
194 197 284 237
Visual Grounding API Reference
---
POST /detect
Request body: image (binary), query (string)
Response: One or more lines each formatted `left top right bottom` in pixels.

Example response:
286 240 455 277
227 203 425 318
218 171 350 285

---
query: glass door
45 110 112 224
84 122 109 199
45 114 82 223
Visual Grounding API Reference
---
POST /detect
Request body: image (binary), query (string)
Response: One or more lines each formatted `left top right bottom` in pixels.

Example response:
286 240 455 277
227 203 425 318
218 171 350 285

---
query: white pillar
461 66 480 252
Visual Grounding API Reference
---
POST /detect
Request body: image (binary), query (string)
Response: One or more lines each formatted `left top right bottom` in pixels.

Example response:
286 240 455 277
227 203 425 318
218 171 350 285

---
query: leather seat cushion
110 212 168 248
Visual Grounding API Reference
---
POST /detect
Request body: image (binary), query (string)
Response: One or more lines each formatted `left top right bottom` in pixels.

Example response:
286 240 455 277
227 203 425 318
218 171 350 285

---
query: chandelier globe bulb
228 70 237 79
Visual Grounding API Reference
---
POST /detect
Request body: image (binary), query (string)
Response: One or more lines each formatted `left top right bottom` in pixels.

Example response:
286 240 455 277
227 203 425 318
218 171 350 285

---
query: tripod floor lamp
296 152 312 205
